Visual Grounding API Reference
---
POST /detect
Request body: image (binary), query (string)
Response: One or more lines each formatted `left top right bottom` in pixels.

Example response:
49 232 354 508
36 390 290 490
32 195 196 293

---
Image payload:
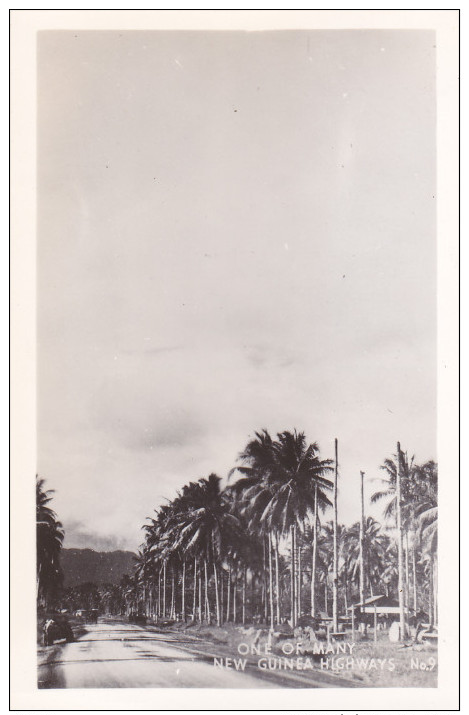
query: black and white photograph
11 9 459 710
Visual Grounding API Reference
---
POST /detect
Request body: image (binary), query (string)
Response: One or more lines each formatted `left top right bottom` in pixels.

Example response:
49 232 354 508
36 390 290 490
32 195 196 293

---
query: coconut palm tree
372 452 437 620
228 430 279 625
230 430 333 626
36 476 64 607
268 431 333 625
414 461 438 625
371 447 416 522
173 474 240 626
342 517 390 600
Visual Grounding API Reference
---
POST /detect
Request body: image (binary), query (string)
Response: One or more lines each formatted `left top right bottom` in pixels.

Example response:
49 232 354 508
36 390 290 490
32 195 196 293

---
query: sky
37 30 436 552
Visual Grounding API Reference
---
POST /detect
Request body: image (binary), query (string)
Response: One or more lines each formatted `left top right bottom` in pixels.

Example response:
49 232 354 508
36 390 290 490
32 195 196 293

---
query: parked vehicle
43 614 74 646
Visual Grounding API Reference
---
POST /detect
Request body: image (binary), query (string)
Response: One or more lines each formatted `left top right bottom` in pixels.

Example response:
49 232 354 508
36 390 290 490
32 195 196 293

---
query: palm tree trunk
192 557 197 621
428 557 434 629
324 580 328 616
182 559 186 621
433 556 438 626
163 561 167 618
226 566 231 622
198 569 202 622
171 569 175 619
412 542 418 614
290 524 296 626
213 561 221 626
268 531 274 630
274 532 280 624
158 568 161 618
204 559 210 624
37 563 42 601
263 537 268 623
311 489 318 617
242 566 246 625
220 570 224 624
233 574 237 623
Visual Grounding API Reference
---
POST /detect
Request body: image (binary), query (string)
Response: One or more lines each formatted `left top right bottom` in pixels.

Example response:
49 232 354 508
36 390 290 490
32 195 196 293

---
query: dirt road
38 619 353 689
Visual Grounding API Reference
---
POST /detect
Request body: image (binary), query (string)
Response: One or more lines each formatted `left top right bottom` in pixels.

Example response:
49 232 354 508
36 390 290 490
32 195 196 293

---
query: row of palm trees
131 430 438 630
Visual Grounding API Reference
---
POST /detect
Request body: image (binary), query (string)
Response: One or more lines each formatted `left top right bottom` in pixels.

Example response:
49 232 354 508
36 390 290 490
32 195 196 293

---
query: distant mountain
61 548 137 587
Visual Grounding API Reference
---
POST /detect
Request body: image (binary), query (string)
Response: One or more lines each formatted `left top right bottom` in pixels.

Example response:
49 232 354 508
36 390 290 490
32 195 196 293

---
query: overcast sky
37 30 436 552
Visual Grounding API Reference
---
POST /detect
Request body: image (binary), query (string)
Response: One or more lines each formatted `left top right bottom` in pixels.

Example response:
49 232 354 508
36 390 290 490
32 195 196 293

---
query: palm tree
36 476 64 607
372 452 437 620
173 474 240 626
268 431 333 625
414 461 438 625
371 447 416 523
231 430 333 626
342 517 390 600
228 430 279 625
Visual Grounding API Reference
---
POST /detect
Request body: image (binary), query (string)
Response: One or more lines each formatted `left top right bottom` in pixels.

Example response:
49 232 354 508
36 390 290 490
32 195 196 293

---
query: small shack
349 594 406 616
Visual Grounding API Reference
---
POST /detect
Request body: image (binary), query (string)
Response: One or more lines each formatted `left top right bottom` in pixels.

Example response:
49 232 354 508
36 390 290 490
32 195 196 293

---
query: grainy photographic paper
10 9 459 711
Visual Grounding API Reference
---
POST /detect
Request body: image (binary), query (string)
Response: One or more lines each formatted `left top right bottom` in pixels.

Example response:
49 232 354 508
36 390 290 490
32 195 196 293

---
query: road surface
38 619 353 689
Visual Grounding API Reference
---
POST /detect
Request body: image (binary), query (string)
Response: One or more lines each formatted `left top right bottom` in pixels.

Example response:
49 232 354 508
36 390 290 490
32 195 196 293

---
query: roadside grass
324 636 438 688
151 620 437 688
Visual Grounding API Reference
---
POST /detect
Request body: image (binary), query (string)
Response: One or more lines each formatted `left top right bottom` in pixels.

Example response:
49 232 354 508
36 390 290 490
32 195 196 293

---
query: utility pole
310 485 318 617
396 442 406 640
332 438 339 633
359 471 365 608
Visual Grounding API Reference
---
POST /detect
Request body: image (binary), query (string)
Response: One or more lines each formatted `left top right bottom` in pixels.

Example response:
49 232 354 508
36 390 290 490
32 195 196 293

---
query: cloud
63 519 131 551
37 30 436 551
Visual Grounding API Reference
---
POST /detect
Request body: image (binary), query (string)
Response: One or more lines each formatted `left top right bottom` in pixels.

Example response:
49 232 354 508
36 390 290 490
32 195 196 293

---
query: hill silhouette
61 548 136 587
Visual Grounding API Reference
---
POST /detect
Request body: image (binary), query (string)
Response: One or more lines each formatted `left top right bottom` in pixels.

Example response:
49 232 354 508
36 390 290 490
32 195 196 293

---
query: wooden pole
396 442 406 640
405 530 410 612
359 471 365 608
297 540 302 620
333 438 339 633
351 604 355 641
374 603 377 643
311 485 318 617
